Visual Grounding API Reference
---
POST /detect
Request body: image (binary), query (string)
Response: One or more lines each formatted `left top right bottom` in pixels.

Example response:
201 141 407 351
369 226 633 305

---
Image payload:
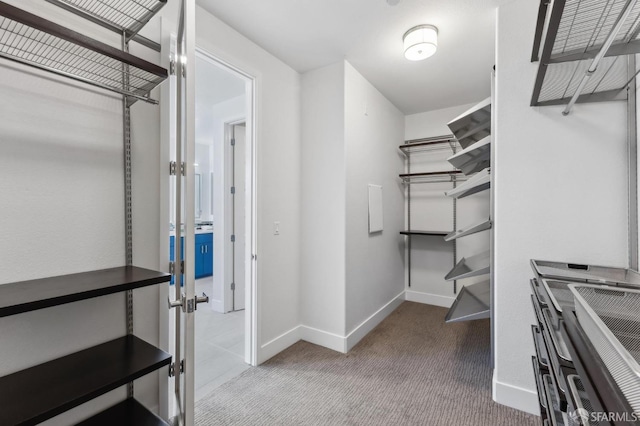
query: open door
167 1 205 425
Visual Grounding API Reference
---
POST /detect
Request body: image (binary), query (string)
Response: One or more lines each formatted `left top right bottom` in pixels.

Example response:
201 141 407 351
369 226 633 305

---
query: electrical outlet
274 221 280 235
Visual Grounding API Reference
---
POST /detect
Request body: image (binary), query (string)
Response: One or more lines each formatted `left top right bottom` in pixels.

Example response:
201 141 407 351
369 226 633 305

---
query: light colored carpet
195 301 538 425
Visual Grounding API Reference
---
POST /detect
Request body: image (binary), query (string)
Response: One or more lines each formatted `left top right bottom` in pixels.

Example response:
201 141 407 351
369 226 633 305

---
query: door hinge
169 359 185 377
231 234 236 242
231 282 236 291
169 161 176 175
180 260 184 274
169 261 175 274
169 59 176 76
231 138 236 146
231 186 235 194
180 162 186 176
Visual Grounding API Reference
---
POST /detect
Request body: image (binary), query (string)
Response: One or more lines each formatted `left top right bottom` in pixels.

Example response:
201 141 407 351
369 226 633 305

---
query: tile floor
194 278 250 401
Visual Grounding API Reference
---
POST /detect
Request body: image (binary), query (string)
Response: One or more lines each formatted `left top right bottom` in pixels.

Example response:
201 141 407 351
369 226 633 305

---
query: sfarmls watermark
570 408 639 423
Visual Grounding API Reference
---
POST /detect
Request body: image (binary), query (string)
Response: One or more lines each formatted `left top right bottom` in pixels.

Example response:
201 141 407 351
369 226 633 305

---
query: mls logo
569 408 590 425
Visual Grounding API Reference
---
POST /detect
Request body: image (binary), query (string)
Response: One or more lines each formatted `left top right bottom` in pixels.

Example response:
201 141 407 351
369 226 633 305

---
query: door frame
195 48 258 367
223 120 246 314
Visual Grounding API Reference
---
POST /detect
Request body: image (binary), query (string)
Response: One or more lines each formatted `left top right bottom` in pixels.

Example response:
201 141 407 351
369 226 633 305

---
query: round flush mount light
403 25 438 61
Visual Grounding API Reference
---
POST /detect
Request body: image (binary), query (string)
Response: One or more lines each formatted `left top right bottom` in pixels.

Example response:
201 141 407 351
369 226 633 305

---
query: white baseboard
345 291 405 351
300 325 347 353
258 326 301 364
405 290 455 308
258 292 407 362
493 373 540 416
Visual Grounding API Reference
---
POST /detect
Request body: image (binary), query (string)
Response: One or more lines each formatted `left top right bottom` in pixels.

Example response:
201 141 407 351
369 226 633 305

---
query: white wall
0 0 170 423
299 60 405 351
494 0 629 414
195 6 302 363
403 104 491 307
300 62 347 337
344 62 405 337
405 103 475 140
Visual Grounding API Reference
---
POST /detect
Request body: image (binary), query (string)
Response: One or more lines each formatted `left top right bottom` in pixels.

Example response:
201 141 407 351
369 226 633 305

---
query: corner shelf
77 398 169 426
400 230 451 237
0 1 168 103
444 219 492 242
0 335 171 426
0 266 171 318
445 168 491 199
444 250 491 281
446 97 491 149
531 0 640 108
447 135 491 175
445 280 490 323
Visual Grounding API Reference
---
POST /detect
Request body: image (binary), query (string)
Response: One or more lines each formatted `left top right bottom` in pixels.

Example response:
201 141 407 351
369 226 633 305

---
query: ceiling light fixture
403 25 438 61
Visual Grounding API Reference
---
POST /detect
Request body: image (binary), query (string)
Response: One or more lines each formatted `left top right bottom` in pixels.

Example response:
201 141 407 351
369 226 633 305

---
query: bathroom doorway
192 48 255 401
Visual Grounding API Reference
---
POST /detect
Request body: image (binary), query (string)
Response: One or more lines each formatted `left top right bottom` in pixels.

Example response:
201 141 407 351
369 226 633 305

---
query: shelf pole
563 0 639 115
122 29 134 400
628 55 638 270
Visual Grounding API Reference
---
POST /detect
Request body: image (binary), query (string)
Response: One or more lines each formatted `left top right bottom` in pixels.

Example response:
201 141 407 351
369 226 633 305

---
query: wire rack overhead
552 0 640 58
46 0 167 39
0 2 167 103
531 0 640 108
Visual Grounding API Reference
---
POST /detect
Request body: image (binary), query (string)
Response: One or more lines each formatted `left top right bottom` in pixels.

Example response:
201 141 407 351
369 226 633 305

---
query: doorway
190 49 255 401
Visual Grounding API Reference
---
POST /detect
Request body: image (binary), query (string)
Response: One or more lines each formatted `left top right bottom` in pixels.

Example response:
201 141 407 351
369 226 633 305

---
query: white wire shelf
46 0 167 41
445 168 490 199
447 97 491 149
445 250 491 281
447 135 491 175
0 1 167 103
445 280 490 323
444 219 492 242
531 0 640 108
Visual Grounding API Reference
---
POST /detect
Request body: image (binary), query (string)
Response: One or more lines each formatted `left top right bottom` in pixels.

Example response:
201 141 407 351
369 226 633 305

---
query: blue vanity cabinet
195 233 213 279
171 233 213 283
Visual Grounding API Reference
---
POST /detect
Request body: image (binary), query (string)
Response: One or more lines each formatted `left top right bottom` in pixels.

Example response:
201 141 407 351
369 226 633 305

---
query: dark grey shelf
77 398 169 426
0 335 172 426
400 230 451 237
0 265 171 318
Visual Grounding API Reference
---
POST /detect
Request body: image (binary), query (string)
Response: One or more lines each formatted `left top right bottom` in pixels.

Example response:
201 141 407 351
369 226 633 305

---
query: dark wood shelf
0 335 171 426
0 266 171 318
400 230 450 236
77 398 169 426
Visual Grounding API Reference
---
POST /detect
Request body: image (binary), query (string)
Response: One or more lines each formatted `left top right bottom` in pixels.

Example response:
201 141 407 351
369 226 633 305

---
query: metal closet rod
400 170 467 184
563 0 639 116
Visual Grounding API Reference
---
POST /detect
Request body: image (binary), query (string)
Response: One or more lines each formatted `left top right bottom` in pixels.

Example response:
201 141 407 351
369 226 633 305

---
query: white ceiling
196 0 509 114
